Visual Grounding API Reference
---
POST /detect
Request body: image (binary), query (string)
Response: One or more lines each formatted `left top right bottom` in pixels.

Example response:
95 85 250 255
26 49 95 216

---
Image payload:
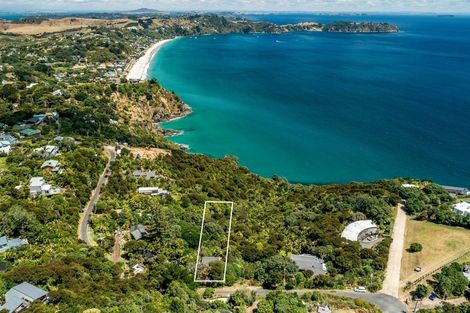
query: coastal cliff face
112 81 191 135
322 22 400 33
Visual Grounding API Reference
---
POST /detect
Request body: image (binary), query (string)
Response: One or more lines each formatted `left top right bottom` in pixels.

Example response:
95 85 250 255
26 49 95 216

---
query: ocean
0 13 26 20
149 15 470 186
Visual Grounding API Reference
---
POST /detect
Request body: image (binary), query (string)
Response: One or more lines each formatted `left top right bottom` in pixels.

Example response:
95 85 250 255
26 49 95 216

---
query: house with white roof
34 145 59 158
341 220 381 248
0 141 11 155
138 187 169 197
29 177 61 197
452 202 470 217
0 282 48 312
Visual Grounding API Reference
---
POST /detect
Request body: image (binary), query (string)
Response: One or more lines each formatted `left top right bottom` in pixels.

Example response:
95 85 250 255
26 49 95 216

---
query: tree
414 284 429 299
433 263 469 299
408 243 423 253
256 255 299 289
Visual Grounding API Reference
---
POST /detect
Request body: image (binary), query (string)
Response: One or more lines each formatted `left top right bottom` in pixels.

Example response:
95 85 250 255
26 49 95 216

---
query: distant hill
323 21 399 33
126 8 161 13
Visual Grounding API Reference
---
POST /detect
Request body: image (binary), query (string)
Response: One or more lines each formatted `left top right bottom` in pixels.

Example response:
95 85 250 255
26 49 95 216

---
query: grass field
400 218 470 284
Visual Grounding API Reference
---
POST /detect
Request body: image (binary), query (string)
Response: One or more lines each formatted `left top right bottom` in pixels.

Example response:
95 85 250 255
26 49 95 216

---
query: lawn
400 218 470 284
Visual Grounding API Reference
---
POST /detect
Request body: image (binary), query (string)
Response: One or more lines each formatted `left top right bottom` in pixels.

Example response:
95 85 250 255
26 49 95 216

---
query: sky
1 0 469 13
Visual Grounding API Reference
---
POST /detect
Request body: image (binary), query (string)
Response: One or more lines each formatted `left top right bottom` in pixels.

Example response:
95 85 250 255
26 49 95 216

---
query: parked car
354 286 366 293
415 267 422 272
429 292 437 301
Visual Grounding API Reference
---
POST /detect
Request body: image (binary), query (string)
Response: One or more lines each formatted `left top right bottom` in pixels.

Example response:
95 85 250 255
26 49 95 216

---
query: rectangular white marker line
194 201 234 283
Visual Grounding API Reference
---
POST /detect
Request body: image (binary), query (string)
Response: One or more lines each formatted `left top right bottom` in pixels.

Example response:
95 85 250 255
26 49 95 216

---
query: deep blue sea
0 13 25 20
150 15 470 186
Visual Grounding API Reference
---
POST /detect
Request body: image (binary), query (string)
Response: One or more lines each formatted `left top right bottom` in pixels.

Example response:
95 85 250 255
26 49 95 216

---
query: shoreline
126 38 176 81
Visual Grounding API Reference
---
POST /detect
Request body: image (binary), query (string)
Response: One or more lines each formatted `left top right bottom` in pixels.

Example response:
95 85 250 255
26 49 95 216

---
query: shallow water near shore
149 15 470 186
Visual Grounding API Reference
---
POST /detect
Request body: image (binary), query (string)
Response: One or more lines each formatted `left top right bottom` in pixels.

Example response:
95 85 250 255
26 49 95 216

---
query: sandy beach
126 38 175 81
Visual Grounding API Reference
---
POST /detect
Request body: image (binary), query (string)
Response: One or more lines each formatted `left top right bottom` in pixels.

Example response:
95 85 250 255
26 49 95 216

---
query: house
201 256 222 266
19 128 41 138
0 282 48 313
290 254 327 276
138 187 169 196
29 177 61 197
130 224 147 240
341 220 381 248
132 264 146 274
27 114 46 125
0 133 17 145
40 160 62 172
452 202 470 216
34 145 59 158
402 183 418 188
133 170 157 179
317 305 332 313
0 236 28 253
441 185 470 196
0 141 11 155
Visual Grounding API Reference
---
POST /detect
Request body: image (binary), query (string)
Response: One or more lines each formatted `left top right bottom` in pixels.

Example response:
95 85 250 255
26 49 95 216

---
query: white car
354 286 367 293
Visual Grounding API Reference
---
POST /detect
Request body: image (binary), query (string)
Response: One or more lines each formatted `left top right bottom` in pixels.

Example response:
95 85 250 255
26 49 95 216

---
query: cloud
1 0 469 12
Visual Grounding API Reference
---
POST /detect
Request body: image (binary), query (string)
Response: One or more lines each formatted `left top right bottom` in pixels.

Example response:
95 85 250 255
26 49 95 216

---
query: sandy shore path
126 38 175 81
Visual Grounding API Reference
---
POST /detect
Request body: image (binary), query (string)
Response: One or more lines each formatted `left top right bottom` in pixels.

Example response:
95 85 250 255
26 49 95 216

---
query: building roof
0 236 7 246
441 185 469 194
19 128 40 136
0 133 16 143
130 224 146 240
0 294 24 313
290 254 327 275
453 202 470 214
12 282 48 300
29 177 45 187
41 160 61 169
341 220 378 242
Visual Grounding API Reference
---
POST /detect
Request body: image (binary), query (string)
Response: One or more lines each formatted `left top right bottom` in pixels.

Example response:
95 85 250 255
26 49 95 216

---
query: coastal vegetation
322 21 399 33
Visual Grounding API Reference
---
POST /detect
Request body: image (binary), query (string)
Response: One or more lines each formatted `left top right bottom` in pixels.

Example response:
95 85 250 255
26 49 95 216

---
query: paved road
381 205 407 298
78 146 116 245
214 288 407 313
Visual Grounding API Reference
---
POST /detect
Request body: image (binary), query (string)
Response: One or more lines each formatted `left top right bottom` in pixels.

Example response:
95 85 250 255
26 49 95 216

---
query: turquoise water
149 15 470 186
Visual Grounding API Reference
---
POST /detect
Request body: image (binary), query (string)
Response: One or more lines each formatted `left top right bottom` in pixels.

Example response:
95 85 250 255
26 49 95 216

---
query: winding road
78 146 116 245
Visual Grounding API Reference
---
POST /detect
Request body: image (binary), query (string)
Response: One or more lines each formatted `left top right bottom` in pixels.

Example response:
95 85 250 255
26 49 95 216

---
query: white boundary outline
194 201 234 283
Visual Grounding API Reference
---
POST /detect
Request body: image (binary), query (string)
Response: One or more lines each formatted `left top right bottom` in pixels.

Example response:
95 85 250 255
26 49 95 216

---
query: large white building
29 177 61 197
341 220 378 242
452 202 470 216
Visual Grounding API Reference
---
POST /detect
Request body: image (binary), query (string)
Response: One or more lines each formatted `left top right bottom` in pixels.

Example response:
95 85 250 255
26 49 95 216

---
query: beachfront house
137 187 169 197
130 224 147 240
29 177 61 197
0 236 28 253
34 145 59 158
452 202 470 216
0 282 48 313
41 160 62 172
290 254 327 276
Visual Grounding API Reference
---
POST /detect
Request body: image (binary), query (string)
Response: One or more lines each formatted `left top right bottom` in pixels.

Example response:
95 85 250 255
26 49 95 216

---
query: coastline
126 38 176 81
